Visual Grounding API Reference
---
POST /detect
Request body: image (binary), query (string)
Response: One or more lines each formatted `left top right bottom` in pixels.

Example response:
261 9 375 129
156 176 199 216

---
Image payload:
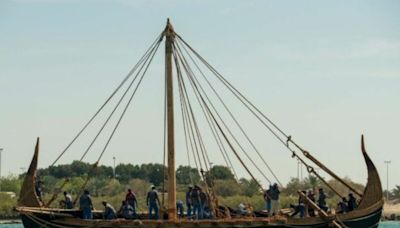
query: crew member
79 190 93 219
146 186 160 220
102 201 117 220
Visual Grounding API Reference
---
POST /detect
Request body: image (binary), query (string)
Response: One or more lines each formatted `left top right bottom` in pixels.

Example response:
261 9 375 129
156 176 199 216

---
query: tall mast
165 19 177 221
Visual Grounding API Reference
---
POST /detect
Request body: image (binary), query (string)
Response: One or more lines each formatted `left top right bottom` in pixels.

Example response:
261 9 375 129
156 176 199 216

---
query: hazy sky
0 0 399 189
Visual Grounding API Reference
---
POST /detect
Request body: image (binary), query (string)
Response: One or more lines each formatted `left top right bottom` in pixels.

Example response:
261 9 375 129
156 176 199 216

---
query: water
0 222 399 227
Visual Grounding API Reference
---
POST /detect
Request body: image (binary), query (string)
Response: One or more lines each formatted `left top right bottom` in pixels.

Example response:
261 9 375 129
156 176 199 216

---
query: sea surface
2 222 400 228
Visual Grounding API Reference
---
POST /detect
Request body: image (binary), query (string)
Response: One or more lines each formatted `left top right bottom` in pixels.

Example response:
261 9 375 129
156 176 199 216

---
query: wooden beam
165 19 177 221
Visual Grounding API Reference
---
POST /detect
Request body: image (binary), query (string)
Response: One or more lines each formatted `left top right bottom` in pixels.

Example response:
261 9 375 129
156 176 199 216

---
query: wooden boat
16 20 383 228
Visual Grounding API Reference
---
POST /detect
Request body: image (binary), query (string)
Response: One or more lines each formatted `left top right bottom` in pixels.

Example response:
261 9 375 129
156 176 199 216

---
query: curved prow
18 137 43 207
357 135 383 209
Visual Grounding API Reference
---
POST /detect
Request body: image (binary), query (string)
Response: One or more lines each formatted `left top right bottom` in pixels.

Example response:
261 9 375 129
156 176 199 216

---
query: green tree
391 185 400 200
239 178 260 197
0 176 22 194
115 163 141 183
207 165 234 180
140 163 166 186
213 179 241 197
176 165 200 185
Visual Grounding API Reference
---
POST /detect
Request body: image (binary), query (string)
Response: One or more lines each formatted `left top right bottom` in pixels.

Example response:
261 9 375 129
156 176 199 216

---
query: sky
0 0 399 190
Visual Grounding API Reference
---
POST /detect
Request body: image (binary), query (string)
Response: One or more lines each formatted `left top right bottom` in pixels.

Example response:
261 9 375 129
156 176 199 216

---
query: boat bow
18 138 43 207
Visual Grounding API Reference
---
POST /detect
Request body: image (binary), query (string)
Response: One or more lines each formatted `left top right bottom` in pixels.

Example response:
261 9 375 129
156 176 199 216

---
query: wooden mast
165 19 177 221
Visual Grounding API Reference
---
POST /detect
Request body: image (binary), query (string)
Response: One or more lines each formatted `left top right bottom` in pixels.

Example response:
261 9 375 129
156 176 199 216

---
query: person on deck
307 190 316 217
118 200 135 219
337 197 348 213
176 200 184 218
290 190 306 218
64 191 73 209
79 190 93 219
347 193 357 211
317 188 328 212
186 186 193 218
264 186 272 212
269 183 280 216
35 180 44 202
102 201 117 220
200 189 212 219
126 189 138 210
238 203 248 216
191 185 202 219
147 186 160 220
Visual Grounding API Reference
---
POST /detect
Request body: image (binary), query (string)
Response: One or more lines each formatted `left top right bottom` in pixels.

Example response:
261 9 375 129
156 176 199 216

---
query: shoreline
0 220 21 224
383 203 400 221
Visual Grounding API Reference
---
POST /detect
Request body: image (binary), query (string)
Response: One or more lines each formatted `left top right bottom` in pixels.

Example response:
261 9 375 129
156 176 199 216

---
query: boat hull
19 207 382 228
18 136 384 228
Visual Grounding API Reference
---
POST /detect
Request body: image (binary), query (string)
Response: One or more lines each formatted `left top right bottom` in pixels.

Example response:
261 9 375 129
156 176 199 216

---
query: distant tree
100 179 124 196
239 178 260 197
282 177 304 196
96 165 113 178
115 163 141 183
0 176 22 194
207 165 234 181
140 163 166 186
391 185 400 200
63 177 86 195
213 179 241 197
127 179 152 197
176 165 201 185
41 175 59 194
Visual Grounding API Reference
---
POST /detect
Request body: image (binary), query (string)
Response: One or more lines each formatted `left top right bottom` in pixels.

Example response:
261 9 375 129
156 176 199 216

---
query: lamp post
0 148 3 192
113 156 116 179
384 160 391 202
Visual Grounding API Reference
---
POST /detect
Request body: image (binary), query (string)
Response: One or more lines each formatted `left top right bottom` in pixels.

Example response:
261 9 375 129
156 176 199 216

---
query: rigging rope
174 43 272 186
174 49 209 175
79 38 162 162
177 70 197 185
176 39 281 186
173 43 239 181
95 40 162 164
171 42 263 190
175 34 358 196
74 38 163 200
50 32 164 167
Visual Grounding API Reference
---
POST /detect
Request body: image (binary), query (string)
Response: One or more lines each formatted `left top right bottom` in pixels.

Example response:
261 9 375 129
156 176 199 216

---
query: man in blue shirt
147 186 160 220
79 190 93 219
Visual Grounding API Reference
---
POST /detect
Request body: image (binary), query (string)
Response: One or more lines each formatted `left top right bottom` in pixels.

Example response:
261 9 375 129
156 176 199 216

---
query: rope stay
46 23 361 206
72 34 162 201
170 41 263 190
176 39 281 186
174 40 272 186
173 43 239 181
175 34 360 195
79 39 162 162
50 32 164 167
175 40 280 186
175 44 240 188
174 47 210 176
